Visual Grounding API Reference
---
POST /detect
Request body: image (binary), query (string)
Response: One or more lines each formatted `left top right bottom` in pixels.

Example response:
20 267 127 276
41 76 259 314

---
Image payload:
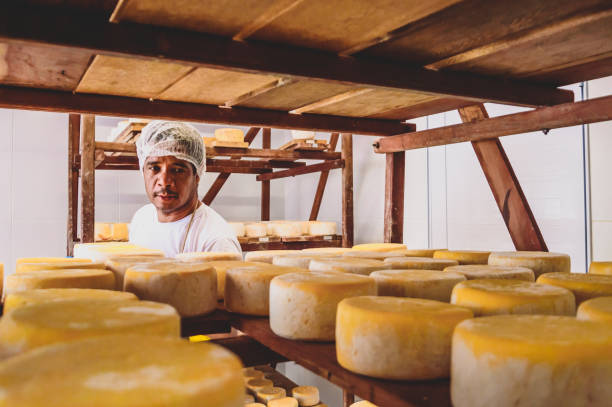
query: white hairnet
136 121 206 176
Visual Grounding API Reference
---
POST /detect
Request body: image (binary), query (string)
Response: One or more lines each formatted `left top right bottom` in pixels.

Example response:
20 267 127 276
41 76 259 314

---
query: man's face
143 156 199 214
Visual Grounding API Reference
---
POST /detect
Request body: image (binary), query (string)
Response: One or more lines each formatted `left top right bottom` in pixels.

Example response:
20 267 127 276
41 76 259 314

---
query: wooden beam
367 97 474 120
211 335 288 367
341 134 354 247
223 78 295 107
67 113 80 256
310 133 340 220
256 160 343 181
375 94 612 153
80 114 95 243
0 3 573 107
384 151 405 243
261 128 271 221
343 391 355 407
289 89 374 114
461 105 547 251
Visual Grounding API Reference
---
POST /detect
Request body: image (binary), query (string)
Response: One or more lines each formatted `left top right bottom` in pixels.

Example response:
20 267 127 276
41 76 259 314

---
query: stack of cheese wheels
0 334 244 407
245 223 267 238
215 127 244 142
269 398 299 407
451 315 612 407
268 221 303 237
5 269 115 296
342 250 408 260
202 260 267 300
225 264 306 316
351 243 406 252
488 251 571 277
16 260 104 273
434 250 490 265
257 387 287 404
371 269 466 301
537 272 612 304
3 288 137 314
244 395 256 404
124 262 217 317
0 299 179 357
292 386 319 406
451 279 575 316
176 252 242 262
105 254 168 289
273 252 339 269
384 256 458 270
309 258 389 275
307 221 336 236
589 261 612 275
269 271 376 341
336 296 473 379
245 250 300 263
444 265 535 281
577 296 612 322
301 247 353 255
228 222 246 237
73 242 164 262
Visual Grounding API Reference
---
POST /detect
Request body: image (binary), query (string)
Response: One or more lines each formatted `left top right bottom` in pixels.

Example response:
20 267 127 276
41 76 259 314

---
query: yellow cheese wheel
396 249 445 258
350 402 377 407
246 378 273 394
3 288 137 314
272 252 339 269
451 315 612 407
5 269 115 296
175 252 242 262
0 299 179 357
245 403 266 407
371 269 466 302
73 242 164 262
444 265 534 281
0 334 244 407
16 260 105 273
244 250 301 263
537 272 612 304
215 128 244 142
351 243 407 252
94 222 112 241
16 257 91 265
291 386 319 406
268 221 303 237
269 272 376 341
124 262 217 317
488 251 570 277
451 279 575 316
269 398 299 407
244 394 256 403
257 387 287 403
242 367 265 382
204 261 267 300
309 258 388 275
576 296 612 322
307 221 336 236
245 223 267 238
342 250 408 260
105 255 169 290
337 296 473 380
111 223 129 241
433 250 490 265
589 261 612 275
301 247 352 255
384 256 458 270
225 265 306 316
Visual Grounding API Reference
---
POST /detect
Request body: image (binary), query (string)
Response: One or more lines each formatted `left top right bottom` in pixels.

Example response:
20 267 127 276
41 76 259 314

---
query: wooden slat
80 114 95 243
290 89 374 114
341 134 354 248
224 78 295 107
67 114 80 256
310 133 339 221
368 97 473 120
256 160 343 181
524 53 612 86
261 128 271 221
375 94 612 153
384 151 405 243
461 104 547 251
240 237 342 252
233 0 306 41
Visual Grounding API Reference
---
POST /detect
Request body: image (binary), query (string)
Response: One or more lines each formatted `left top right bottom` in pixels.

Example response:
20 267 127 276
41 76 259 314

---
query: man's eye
148 165 160 172
173 167 185 174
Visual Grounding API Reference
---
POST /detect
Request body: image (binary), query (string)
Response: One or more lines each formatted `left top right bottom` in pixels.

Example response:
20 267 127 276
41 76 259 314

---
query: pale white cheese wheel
337 296 473 379
343 250 409 260
291 386 319 406
16 257 92 265
268 221 303 237
269 398 299 407
205 261 267 300
488 251 570 277
302 247 353 255
245 250 301 264
537 272 612 304
215 128 244 142
350 402 377 407
444 265 535 281
384 256 458 270
245 223 268 238
371 269 466 302
434 250 491 265
175 252 242 262
451 315 612 407
73 242 164 262
398 249 445 258
351 243 406 252
273 252 339 269
228 222 246 237
105 255 169 290
577 296 612 322
307 221 336 236
124 262 217 317
257 387 287 403
308 258 388 275
269 272 376 341
5 269 115 296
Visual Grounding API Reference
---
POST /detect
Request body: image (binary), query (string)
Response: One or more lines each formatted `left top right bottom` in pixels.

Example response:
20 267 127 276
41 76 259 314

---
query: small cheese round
94 222 112 241
110 223 129 241
351 243 406 252
268 221 303 237
257 387 287 403
309 258 388 275
244 394 256 403
245 223 268 237
269 398 299 407
0 299 179 357
269 272 376 341
243 367 265 382
337 296 473 380
301 247 352 255
577 296 612 322
228 222 246 237
245 404 266 407
16 257 92 265
273 252 339 269
291 386 319 406
5 269 115 296
215 127 244 142
245 250 301 263
444 265 535 281
246 378 273 394
451 315 612 407
307 221 336 236
16 260 105 273
175 252 242 262
105 255 169 289
291 130 315 140
488 251 570 277
0 334 244 407
124 262 217 317
451 279 575 316
371 269 466 301
342 250 408 260
384 256 458 270
537 272 612 304
433 250 490 265
204 261 267 300
225 265 306 316
589 261 612 275
3 288 137 314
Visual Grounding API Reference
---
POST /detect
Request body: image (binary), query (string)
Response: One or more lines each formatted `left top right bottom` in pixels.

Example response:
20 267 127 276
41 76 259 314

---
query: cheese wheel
257 387 287 403
433 250 490 265
215 128 244 142
291 386 319 406
245 250 300 263
5 269 115 296
176 252 242 262
351 243 406 252
111 223 129 241
395 249 445 258
342 250 408 260
105 255 169 290
3 288 137 314
268 221 303 237
0 334 244 407
124 262 217 317
384 256 458 270
94 222 112 241
301 247 352 255
444 265 535 281
246 378 273 394
269 398 299 407
308 258 388 275
73 242 164 262
269 272 376 341
244 394 256 403
577 296 612 322
225 265 306 316
451 279 575 316
350 402 377 407
16 257 92 265
0 299 179 357
204 261 267 300
488 251 570 277
228 222 246 237
371 269 466 302
307 221 336 236
337 296 473 380
242 367 265 382
273 253 339 269
245 404 266 407
451 315 612 407
245 223 268 238
537 272 612 304
589 261 612 275
16 260 105 273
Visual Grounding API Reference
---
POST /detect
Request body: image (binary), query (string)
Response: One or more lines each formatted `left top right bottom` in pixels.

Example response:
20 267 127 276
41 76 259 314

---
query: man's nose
157 168 174 187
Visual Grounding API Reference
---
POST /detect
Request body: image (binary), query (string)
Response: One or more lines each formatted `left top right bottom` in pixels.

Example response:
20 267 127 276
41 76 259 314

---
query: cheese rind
16 261 105 273
257 387 286 403
245 223 267 238
351 243 406 252
228 222 246 237
451 279 575 316
537 272 612 304
245 378 273 394
203 261 267 300
269 272 376 341
291 386 319 406
273 253 339 269
309 258 388 275
433 250 490 265
268 221 303 237
268 398 299 407
0 334 244 407
301 247 352 255
105 255 169 290
444 265 534 281
94 222 112 241
371 269 466 302
5 269 115 296
350 402 378 407
589 261 612 275
175 252 242 262
215 128 244 142
337 296 473 379
384 256 458 270
342 250 408 260
451 315 612 407
16 257 91 265
244 250 300 264
488 251 570 277
396 249 445 258
307 221 336 236
111 223 129 241
74 242 164 262
577 296 612 322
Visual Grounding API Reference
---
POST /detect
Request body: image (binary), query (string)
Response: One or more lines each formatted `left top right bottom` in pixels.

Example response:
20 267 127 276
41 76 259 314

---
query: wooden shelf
240 235 342 251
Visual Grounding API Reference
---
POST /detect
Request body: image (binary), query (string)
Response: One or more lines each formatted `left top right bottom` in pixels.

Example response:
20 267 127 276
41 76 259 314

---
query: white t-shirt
129 203 242 257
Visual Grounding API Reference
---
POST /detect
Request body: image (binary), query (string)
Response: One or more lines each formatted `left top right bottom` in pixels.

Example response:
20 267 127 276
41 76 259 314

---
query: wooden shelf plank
240 235 341 251
180 310 232 337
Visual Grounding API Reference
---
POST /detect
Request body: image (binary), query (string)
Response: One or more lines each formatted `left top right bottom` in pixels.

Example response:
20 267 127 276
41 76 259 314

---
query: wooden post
343 390 355 407
310 133 339 220
384 151 405 243
67 114 80 256
80 114 96 243
341 134 354 247
261 128 271 221
459 104 547 251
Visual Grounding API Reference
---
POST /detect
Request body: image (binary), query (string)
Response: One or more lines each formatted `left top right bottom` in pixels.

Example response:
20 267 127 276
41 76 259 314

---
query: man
129 121 241 257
